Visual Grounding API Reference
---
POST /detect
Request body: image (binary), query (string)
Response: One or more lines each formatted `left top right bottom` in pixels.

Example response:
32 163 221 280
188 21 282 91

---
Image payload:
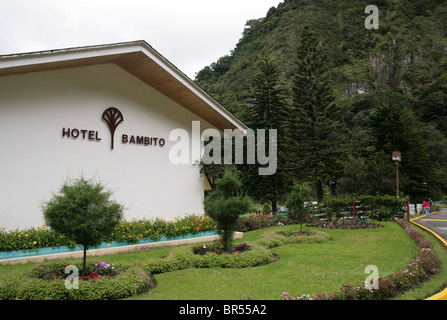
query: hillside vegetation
195 0 447 204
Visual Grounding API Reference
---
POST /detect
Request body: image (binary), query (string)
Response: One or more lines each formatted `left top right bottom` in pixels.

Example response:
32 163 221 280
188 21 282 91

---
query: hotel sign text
61 107 165 150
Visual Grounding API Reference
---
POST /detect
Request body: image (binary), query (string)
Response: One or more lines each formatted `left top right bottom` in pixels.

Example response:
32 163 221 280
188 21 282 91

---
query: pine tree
287 25 344 202
369 96 434 201
240 55 289 213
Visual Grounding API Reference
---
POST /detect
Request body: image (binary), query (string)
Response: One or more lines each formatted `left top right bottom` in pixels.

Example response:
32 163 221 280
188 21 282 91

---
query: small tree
262 203 271 215
204 171 251 252
42 176 124 276
286 184 308 233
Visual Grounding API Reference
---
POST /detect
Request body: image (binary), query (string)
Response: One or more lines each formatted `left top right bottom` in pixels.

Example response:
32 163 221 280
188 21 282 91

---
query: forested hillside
195 0 447 204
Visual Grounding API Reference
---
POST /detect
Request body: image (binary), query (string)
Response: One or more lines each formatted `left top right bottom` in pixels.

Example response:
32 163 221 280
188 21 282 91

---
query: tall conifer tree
287 25 343 202
241 55 289 213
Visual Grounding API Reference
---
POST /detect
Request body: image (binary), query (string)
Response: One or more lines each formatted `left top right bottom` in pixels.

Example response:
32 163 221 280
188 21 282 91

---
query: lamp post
392 151 401 198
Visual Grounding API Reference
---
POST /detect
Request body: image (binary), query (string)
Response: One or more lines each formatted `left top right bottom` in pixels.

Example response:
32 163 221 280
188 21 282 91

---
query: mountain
195 0 446 113
195 0 447 201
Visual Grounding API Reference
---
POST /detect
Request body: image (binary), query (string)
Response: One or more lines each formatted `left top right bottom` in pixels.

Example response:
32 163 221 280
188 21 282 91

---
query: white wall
0 63 214 230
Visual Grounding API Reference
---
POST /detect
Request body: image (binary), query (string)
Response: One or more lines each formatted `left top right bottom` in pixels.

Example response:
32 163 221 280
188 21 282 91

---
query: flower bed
256 229 330 248
306 218 383 229
0 259 154 300
142 241 276 273
280 219 440 300
0 214 216 254
192 241 251 255
234 214 294 232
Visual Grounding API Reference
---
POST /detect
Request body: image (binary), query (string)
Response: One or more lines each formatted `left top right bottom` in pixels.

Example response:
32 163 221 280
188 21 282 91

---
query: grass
127 221 418 300
1 220 445 300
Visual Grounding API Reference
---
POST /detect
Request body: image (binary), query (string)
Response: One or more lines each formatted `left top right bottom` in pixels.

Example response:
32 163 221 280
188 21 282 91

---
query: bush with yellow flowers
0 214 217 253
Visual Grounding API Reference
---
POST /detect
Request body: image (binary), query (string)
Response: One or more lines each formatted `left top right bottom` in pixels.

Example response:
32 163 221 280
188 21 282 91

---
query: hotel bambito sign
61 107 166 149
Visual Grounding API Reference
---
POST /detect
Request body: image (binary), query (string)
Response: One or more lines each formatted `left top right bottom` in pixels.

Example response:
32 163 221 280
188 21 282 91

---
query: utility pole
392 151 401 197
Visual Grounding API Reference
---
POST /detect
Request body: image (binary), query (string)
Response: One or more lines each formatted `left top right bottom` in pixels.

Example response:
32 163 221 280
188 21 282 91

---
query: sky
0 0 283 79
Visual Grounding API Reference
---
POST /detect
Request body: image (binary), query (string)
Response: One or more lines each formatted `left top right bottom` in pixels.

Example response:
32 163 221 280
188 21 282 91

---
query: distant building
0 41 246 229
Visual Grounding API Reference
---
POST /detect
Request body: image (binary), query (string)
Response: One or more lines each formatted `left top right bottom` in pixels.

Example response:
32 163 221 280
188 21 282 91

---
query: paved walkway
412 208 447 243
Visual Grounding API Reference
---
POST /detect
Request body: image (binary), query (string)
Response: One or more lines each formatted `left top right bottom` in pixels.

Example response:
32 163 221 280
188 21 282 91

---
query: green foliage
41 175 124 274
0 214 217 253
194 0 447 201
285 184 307 232
141 242 276 273
204 171 252 251
234 213 294 232
262 203 270 215
0 225 77 252
256 229 330 249
307 195 407 221
42 176 124 249
239 55 289 212
283 219 440 300
286 25 344 201
0 259 153 300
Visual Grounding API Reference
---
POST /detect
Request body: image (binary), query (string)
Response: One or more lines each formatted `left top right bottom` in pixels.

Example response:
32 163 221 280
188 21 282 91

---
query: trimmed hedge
142 241 277 273
256 230 330 248
0 259 153 300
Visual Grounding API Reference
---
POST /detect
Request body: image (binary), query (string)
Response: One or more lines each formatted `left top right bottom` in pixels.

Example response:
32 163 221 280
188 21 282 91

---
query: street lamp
392 151 401 197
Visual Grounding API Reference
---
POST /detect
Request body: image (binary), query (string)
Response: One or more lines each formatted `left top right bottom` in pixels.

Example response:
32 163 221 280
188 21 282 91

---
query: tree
204 171 251 252
240 55 289 213
42 176 124 276
285 183 309 233
368 93 434 201
287 25 344 202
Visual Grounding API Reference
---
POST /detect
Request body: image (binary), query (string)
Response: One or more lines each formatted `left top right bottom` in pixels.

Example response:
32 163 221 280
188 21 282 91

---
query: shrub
0 259 153 300
234 214 294 232
262 203 271 215
204 171 251 251
141 242 276 273
256 229 330 248
192 241 250 255
286 184 308 233
307 195 407 221
41 175 124 276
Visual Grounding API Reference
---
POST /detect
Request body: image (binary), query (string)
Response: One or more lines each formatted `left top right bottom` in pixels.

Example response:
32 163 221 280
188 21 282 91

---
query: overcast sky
0 0 283 79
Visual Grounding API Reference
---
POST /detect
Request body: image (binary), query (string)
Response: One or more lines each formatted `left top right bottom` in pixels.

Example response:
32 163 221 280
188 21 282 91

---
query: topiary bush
204 171 251 252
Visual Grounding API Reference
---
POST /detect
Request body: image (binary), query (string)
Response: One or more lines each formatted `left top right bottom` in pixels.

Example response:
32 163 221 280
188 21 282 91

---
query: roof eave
0 41 248 133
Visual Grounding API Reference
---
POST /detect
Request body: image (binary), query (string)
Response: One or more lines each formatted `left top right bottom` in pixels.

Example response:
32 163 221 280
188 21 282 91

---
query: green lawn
125 222 418 300
1 220 445 300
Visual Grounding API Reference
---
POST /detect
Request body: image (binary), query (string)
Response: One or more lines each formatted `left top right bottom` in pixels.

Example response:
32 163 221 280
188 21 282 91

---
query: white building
0 41 246 230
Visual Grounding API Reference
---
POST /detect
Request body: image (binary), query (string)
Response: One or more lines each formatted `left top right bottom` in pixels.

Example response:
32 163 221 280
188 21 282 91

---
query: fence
305 195 408 222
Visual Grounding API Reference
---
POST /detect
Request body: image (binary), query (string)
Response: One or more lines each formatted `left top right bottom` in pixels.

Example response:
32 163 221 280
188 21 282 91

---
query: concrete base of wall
0 232 243 266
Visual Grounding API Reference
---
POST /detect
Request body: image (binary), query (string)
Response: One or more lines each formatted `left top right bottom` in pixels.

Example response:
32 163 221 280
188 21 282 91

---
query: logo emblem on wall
61 107 165 150
101 107 124 150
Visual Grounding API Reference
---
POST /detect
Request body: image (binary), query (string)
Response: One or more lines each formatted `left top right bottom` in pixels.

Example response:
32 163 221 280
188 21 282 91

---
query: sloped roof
0 40 247 132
